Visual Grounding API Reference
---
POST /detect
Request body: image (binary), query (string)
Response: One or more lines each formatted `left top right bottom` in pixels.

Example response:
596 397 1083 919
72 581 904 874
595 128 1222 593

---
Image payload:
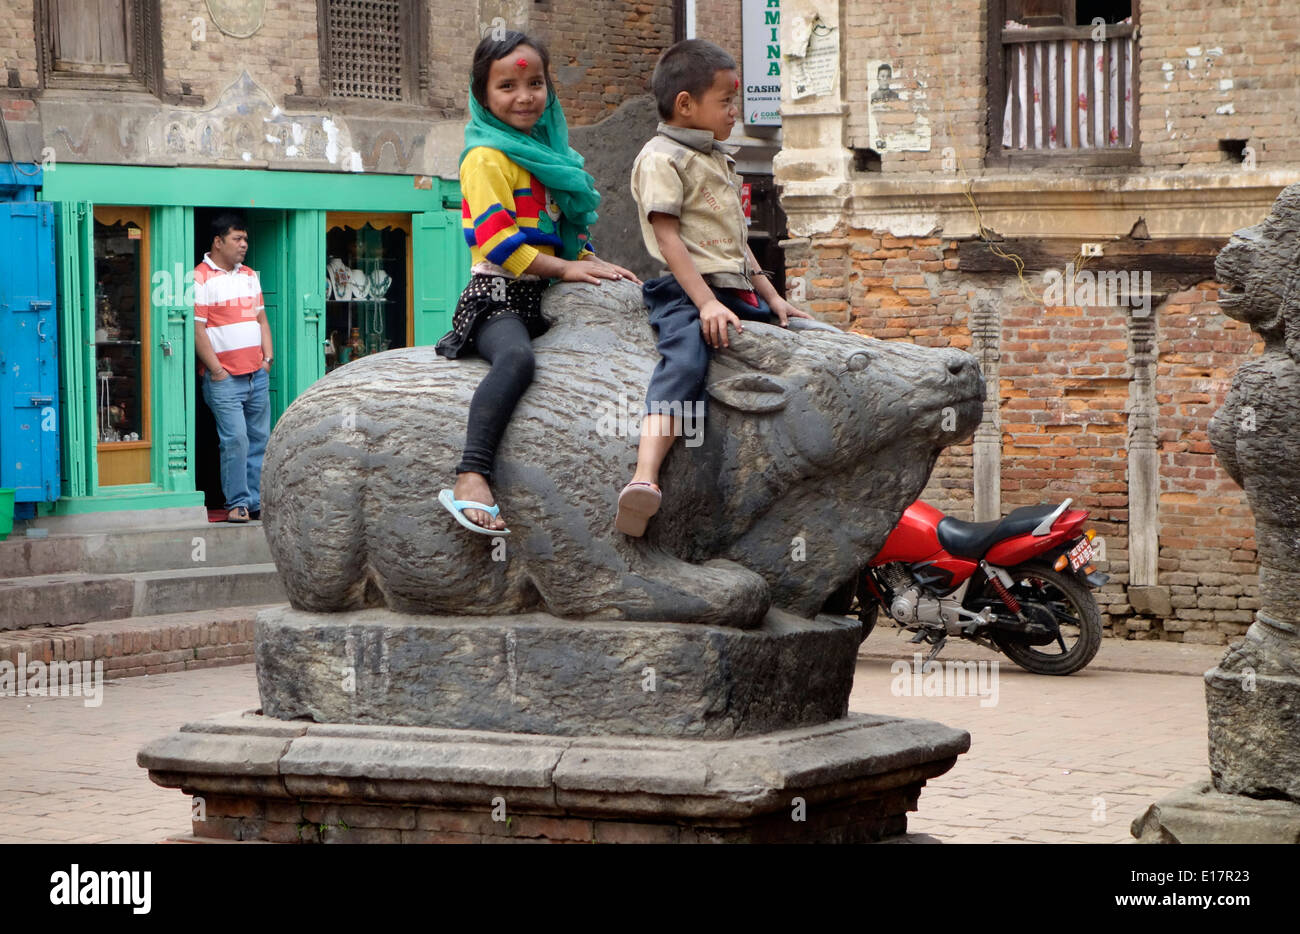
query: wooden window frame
986 0 1141 168
33 0 163 95
317 0 429 106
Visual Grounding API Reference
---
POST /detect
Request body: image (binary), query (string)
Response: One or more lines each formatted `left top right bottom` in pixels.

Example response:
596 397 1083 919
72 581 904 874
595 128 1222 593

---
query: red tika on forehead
516 57 528 69
734 77 740 89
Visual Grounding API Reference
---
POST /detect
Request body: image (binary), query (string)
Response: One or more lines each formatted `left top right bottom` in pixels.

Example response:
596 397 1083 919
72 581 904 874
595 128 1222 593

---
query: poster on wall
788 16 836 99
742 0 781 126
866 59 932 152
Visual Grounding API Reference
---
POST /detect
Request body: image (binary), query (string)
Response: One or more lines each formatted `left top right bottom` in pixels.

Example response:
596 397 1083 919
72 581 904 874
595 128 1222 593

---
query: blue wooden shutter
0 201 61 503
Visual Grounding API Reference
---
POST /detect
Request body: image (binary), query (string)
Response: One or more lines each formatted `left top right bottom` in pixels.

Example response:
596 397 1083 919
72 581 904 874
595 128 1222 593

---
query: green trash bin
0 489 14 542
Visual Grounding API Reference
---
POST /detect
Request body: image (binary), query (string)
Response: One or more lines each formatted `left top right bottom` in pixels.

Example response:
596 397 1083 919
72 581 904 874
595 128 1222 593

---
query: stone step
0 604 277 680
0 563 286 631
0 522 272 578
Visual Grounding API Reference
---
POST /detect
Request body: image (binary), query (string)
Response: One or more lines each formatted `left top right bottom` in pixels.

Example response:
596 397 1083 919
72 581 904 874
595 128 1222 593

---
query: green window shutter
54 201 94 498
244 211 288 424
149 205 196 494
286 209 326 405
412 208 469 346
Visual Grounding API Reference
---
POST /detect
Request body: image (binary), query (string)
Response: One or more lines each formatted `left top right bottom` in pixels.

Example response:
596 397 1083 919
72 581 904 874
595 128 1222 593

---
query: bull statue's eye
846 351 870 372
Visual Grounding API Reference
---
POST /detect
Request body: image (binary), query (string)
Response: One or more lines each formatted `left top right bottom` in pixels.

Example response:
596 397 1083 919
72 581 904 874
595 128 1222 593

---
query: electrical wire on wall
0 107 44 177
940 93 1100 307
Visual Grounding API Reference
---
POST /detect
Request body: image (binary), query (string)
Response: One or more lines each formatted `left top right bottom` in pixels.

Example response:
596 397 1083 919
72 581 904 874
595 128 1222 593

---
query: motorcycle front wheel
983 562 1102 675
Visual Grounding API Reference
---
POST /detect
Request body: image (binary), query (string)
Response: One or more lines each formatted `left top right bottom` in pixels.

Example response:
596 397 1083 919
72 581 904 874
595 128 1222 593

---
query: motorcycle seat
936 504 1064 560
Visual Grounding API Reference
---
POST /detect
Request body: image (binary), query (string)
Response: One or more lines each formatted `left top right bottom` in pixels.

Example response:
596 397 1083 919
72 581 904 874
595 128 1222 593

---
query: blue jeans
642 274 773 414
201 368 270 512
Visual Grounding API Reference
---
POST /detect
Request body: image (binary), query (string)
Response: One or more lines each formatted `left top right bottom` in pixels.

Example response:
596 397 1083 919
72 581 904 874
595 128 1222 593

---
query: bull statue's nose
944 351 969 376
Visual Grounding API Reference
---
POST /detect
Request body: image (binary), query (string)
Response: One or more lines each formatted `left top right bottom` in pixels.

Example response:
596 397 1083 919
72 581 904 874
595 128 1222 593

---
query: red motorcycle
829 499 1107 675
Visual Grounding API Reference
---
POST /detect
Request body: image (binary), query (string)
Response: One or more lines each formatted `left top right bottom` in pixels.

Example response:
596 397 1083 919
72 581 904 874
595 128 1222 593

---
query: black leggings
455 315 536 480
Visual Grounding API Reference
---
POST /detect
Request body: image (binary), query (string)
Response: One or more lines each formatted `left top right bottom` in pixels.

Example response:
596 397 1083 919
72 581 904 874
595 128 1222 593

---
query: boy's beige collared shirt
630 122 754 290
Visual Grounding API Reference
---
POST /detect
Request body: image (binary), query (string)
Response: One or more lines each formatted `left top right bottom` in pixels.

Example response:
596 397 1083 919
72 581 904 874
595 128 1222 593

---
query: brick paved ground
0 641 1216 843
850 655 1209 843
0 666 258 844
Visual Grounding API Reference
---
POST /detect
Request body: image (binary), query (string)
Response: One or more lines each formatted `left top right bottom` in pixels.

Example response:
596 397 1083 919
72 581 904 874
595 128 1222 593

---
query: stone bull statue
262 281 984 629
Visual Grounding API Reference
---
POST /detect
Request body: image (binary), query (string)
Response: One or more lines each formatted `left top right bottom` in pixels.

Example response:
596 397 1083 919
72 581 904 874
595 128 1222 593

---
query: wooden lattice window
34 0 162 94
987 0 1139 166
320 0 426 103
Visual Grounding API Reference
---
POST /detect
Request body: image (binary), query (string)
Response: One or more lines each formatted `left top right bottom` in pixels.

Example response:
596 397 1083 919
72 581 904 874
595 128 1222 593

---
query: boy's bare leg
452 470 507 531
630 413 676 486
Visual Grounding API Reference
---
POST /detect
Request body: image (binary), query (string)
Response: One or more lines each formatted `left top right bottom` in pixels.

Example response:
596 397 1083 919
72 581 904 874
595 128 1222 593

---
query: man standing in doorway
194 213 273 523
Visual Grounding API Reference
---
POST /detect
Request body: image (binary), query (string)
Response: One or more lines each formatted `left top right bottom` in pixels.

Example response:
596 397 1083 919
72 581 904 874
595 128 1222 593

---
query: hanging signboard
742 0 781 126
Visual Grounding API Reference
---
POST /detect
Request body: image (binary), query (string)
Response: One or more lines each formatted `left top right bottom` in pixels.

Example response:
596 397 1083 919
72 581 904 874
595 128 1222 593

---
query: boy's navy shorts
642 274 774 416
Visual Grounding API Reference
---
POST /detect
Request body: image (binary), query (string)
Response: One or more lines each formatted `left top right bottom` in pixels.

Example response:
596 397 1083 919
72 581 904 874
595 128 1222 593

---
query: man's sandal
226 506 250 523
438 488 510 536
615 481 661 537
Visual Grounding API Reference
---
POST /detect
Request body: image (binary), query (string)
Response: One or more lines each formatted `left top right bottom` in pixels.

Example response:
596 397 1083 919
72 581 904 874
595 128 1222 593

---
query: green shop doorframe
38 164 468 521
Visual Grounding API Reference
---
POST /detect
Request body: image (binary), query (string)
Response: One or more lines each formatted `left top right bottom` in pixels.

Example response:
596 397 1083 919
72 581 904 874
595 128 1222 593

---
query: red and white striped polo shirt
193 254 265 376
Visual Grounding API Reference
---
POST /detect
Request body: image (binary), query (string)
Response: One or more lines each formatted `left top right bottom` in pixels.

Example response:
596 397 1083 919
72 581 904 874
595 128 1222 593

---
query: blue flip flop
438 488 511 536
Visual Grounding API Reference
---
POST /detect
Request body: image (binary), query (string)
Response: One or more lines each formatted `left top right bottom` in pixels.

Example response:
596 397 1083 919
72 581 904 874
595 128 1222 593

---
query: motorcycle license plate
1067 538 1093 570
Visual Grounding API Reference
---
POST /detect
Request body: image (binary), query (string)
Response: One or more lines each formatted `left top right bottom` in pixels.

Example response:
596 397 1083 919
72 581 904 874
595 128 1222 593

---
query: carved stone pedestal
139 710 969 844
254 606 862 738
138 608 969 843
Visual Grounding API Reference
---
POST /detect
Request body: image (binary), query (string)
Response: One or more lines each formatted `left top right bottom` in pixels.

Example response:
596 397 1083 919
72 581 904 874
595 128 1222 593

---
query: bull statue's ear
707 374 791 412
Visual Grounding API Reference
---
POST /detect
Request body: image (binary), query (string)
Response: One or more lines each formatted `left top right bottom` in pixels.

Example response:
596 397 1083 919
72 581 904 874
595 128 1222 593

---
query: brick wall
697 0 743 63
0 0 38 91
842 0 987 173
160 0 320 105
3 1 671 170
532 0 675 126
838 0 1300 174
0 1 683 128
158 0 479 112
432 0 483 112
787 229 1262 644
1154 284 1260 644
1139 0 1300 169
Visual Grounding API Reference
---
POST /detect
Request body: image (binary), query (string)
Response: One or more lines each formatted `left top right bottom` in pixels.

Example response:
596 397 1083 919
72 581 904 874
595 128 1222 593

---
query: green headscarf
461 89 600 261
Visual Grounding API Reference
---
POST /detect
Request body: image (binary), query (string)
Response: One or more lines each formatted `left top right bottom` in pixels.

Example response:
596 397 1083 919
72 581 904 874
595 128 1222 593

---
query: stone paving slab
0 654 1210 843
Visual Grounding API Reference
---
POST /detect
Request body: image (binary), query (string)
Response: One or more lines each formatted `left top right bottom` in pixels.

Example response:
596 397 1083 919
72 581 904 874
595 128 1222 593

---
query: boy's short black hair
651 39 737 120
470 30 554 109
210 212 247 244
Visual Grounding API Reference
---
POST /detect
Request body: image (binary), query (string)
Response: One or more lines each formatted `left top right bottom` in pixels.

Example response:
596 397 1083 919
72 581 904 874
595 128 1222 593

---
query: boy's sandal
226 506 250 523
615 481 662 538
438 488 511 536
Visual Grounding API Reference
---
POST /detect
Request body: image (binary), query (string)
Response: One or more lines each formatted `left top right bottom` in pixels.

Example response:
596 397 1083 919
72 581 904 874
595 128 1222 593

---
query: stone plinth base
1131 779 1300 844
255 606 861 739
139 710 969 844
1205 620 1300 800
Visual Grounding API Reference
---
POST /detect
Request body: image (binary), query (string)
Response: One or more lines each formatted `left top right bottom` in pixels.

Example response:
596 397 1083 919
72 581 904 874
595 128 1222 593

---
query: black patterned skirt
434 273 550 359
